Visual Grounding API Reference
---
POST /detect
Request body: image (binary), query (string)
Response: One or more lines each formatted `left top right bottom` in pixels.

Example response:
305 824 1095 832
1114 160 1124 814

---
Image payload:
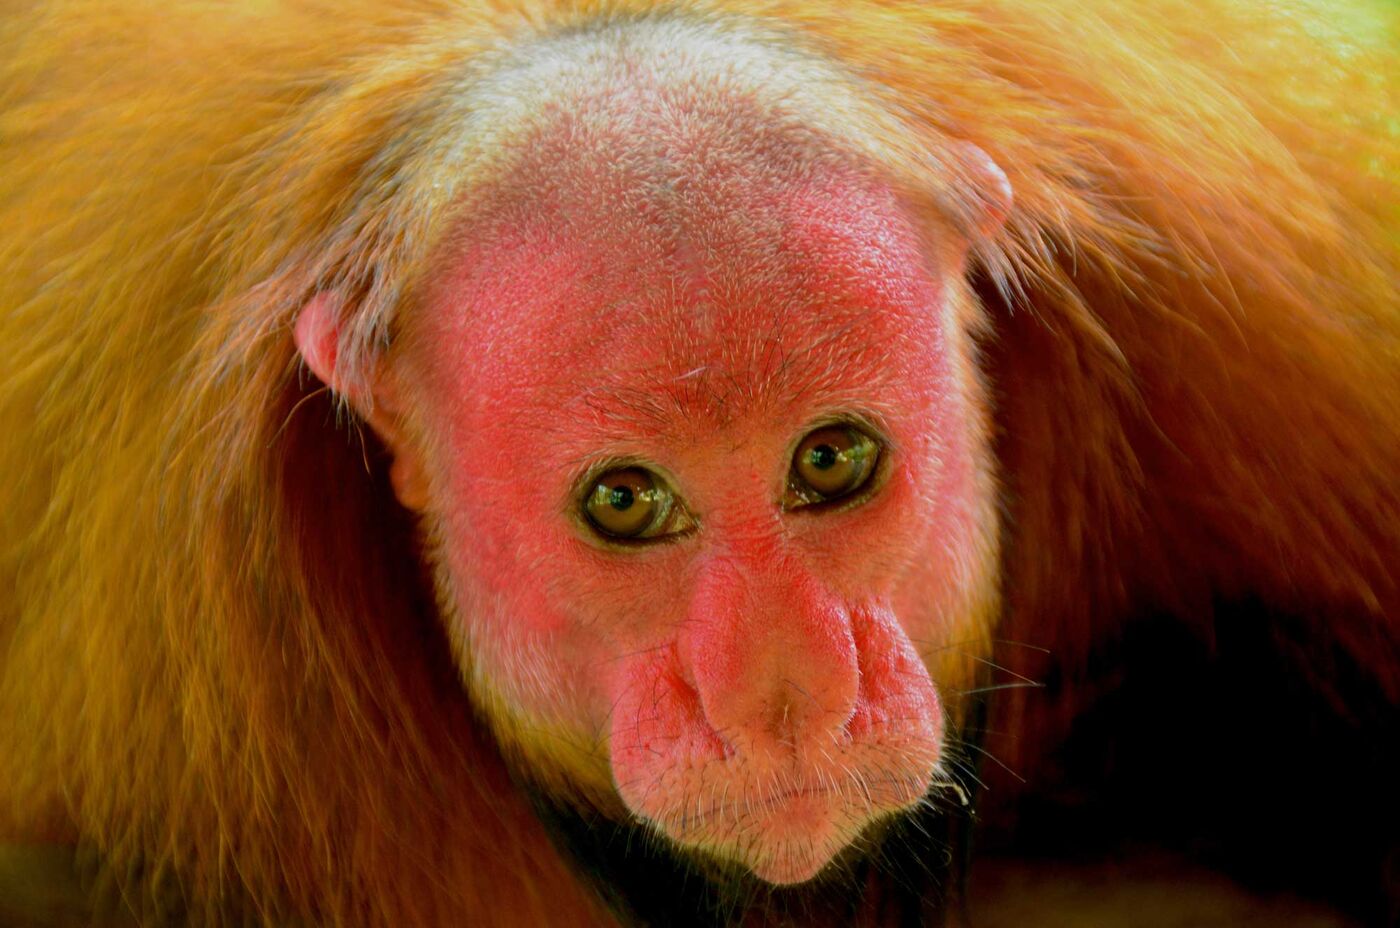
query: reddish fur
1 0 1396 925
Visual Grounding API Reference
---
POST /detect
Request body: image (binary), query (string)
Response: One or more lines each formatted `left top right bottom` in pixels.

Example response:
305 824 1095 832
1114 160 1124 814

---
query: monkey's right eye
582 467 689 541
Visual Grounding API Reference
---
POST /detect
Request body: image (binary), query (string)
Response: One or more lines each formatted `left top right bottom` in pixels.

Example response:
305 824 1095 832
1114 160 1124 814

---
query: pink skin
298 132 999 883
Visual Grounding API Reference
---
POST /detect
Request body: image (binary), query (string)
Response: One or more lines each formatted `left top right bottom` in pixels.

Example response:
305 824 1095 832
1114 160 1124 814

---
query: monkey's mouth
623 754 938 885
656 773 930 831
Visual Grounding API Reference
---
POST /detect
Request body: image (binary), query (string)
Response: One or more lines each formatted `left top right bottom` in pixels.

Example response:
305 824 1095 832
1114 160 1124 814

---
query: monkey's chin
733 791 864 885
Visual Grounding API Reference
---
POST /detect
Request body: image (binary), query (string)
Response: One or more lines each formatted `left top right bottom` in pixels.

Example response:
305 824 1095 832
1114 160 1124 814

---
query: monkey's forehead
389 14 960 441
413 16 947 347
405 151 952 444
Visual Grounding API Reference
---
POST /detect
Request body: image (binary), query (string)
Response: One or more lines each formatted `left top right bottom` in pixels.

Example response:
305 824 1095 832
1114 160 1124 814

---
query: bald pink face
296 106 1000 883
377 137 995 882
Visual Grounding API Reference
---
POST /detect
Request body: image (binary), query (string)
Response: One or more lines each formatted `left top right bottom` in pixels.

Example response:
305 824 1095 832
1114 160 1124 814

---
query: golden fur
1 0 1395 924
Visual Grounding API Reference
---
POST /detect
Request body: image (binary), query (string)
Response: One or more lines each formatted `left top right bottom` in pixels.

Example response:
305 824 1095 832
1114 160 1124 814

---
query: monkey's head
294 18 1008 886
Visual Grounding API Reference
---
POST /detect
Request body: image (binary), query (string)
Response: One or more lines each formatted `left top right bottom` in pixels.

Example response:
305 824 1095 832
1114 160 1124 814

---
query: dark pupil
609 485 635 511
809 445 839 470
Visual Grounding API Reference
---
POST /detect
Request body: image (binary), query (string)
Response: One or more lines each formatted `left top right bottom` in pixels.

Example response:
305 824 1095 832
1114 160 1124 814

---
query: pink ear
294 292 345 392
953 141 1013 239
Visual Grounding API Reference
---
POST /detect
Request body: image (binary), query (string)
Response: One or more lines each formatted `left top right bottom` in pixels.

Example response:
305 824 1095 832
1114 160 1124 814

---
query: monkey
0 0 1395 926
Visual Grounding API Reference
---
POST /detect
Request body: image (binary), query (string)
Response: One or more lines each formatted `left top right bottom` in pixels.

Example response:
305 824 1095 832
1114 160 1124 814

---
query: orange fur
1 0 1396 925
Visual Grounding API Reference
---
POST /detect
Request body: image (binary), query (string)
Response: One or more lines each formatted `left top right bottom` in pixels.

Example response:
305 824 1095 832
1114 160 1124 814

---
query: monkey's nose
678 558 860 758
761 677 856 752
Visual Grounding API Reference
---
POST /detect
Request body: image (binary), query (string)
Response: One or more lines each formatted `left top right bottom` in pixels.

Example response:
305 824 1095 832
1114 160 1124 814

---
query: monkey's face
371 144 998 884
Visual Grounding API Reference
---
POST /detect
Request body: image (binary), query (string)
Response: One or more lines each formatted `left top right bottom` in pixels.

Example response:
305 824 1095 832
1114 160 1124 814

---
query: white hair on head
336 10 968 399
423 12 904 186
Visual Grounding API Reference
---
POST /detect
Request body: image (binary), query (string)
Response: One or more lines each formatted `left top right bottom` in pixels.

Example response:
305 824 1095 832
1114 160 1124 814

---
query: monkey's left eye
582 467 690 541
785 424 881 509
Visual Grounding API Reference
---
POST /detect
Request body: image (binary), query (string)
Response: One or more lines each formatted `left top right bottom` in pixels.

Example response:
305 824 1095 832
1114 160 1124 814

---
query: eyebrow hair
556 345 893 451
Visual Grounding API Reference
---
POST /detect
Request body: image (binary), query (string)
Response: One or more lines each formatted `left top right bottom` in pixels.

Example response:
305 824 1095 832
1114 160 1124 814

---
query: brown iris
786 424 880 507
583 467 675 539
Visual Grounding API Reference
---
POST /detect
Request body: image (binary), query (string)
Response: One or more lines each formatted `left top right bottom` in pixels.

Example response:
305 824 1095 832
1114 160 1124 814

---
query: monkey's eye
785 425 881 508
582 467 688 541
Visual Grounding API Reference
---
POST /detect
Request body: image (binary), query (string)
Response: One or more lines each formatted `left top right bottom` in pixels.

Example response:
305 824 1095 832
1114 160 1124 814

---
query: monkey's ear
951 141 1013 240
294 293 431 512
294 292 356 399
